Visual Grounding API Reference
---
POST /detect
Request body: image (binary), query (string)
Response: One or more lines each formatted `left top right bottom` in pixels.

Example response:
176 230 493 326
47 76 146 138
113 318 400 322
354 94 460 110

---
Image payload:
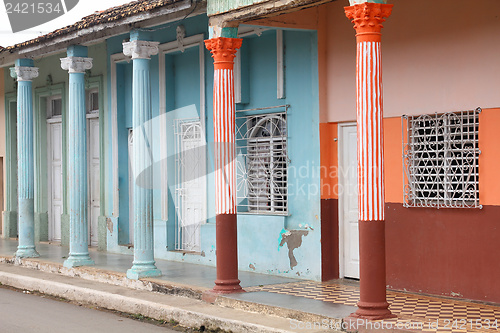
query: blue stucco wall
104 15 321 280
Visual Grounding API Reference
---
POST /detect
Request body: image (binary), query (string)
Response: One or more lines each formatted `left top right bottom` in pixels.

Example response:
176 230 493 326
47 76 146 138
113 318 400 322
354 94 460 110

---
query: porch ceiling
208 0 338 27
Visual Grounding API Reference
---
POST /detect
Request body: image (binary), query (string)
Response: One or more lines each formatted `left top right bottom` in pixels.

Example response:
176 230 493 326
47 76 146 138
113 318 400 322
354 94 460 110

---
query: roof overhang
208 0 336 27
0 0 205 68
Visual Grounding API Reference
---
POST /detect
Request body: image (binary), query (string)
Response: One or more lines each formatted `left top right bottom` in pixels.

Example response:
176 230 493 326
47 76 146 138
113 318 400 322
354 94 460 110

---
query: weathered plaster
279 229 309 269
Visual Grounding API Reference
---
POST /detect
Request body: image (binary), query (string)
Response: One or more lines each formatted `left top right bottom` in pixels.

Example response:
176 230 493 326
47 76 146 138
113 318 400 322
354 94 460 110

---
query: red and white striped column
205 37 243 293
345 1 395 320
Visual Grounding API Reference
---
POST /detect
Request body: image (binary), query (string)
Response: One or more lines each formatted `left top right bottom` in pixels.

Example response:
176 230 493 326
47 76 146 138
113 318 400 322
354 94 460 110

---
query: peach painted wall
319 0 500 123
382 109 500 206
320 123 338 199
477 108 500 206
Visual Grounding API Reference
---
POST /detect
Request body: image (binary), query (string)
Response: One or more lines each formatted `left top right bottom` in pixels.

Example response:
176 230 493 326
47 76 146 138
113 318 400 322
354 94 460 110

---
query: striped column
60 45 95 268
123 35 162 280
205 37 243 293
10 59 39 258
345 2 395 320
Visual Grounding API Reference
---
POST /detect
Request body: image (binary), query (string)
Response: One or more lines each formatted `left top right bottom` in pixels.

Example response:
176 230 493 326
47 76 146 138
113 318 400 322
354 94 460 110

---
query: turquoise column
123 32 161 279
60 46 94 267
10 59 39 258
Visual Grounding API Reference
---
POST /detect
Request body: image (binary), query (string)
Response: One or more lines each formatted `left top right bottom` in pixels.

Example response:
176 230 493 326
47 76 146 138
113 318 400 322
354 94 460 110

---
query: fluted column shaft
123 36 161 279
11 59 39 258
345 2 394 320
205 36 243 293
61 46 95 267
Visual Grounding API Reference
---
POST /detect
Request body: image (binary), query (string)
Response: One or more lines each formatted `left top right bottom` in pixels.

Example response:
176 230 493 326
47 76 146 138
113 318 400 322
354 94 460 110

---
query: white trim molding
110 53 128 217
276 30 285 99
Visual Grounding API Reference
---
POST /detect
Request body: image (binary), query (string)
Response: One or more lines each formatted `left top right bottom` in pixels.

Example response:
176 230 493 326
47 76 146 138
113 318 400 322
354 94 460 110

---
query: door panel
342 125 359 279
48 121 63 242
176 120 205 252
88 118 100 247
128 129 134 245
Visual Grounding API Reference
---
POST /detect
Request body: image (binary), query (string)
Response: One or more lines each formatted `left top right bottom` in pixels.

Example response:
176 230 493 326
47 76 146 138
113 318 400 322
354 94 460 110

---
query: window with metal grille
402 108 481 209
236 106 288 214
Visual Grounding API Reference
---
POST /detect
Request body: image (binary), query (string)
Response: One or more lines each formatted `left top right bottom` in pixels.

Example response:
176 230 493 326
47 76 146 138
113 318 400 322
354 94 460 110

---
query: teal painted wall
105 16 321 280
235 30 321 279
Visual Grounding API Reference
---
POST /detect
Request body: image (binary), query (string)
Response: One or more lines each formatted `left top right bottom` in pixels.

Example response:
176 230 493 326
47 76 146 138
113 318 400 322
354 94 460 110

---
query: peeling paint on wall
106 217 113 234
279 229 309 269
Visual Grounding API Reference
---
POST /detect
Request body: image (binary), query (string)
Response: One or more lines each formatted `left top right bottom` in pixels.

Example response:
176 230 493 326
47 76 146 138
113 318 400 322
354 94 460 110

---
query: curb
0 255 206 299
0 270 295 333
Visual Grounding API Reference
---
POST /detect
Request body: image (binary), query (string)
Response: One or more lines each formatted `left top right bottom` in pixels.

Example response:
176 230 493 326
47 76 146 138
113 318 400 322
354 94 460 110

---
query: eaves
0 0 206 67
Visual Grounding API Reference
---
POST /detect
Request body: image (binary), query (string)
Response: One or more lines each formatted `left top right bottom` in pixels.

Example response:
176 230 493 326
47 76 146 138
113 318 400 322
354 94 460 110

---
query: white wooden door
177 121 205 252
88 118 100 247
128 129 134 245
341 125 360 279
48 121 63 242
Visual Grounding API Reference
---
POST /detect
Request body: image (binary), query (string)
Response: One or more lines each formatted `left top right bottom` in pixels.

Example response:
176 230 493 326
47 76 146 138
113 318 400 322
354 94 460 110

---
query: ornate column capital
10 66 39 81
205 37 242 70
60 57 93 73
345 2 393 42
123 40 159 60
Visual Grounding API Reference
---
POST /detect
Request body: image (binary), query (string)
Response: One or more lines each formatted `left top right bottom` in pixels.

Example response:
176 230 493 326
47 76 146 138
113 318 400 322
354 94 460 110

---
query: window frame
236 106 289 215
86 88 99 115
402 108 481 209
46 94 63 119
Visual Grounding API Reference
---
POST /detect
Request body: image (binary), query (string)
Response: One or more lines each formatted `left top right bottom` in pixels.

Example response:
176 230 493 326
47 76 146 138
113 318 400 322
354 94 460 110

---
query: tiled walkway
249 281 500 332
1 239 500 332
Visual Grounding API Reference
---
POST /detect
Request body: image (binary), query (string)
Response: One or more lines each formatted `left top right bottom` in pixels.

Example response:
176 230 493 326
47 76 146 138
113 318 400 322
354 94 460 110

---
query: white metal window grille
402 108 481 209
174 118 205 252
236 105 288 214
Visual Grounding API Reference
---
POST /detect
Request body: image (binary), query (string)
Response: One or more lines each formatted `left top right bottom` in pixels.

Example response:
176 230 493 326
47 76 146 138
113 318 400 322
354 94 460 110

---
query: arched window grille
236 106 288 214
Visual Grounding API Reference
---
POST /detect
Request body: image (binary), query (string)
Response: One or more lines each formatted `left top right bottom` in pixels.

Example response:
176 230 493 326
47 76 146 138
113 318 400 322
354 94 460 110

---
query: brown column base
213 279 243 293
213 213 243 294
350 301 395 320
351 220 395 320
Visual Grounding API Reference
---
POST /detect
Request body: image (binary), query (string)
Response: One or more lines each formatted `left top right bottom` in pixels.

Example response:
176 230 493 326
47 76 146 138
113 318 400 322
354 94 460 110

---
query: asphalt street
0 287 181 332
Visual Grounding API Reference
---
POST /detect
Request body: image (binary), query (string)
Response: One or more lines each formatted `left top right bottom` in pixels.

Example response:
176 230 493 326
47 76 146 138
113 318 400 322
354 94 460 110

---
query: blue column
123 33 161 279
60 46 94 267
10 59 39 258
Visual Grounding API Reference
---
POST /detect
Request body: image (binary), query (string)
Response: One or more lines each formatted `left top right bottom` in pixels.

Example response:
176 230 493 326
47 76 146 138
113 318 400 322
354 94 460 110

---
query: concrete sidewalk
1 239 500 333
0 263 313 333
0 239 347 332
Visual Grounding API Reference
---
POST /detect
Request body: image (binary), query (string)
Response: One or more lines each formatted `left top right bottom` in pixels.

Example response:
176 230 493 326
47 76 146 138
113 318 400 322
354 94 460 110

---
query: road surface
0 286 182 332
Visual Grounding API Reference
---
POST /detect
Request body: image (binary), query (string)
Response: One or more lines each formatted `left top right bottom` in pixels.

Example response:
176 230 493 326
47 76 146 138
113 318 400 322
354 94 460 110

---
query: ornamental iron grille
402 108 481 209
174 118 206 251
236 105 288 214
